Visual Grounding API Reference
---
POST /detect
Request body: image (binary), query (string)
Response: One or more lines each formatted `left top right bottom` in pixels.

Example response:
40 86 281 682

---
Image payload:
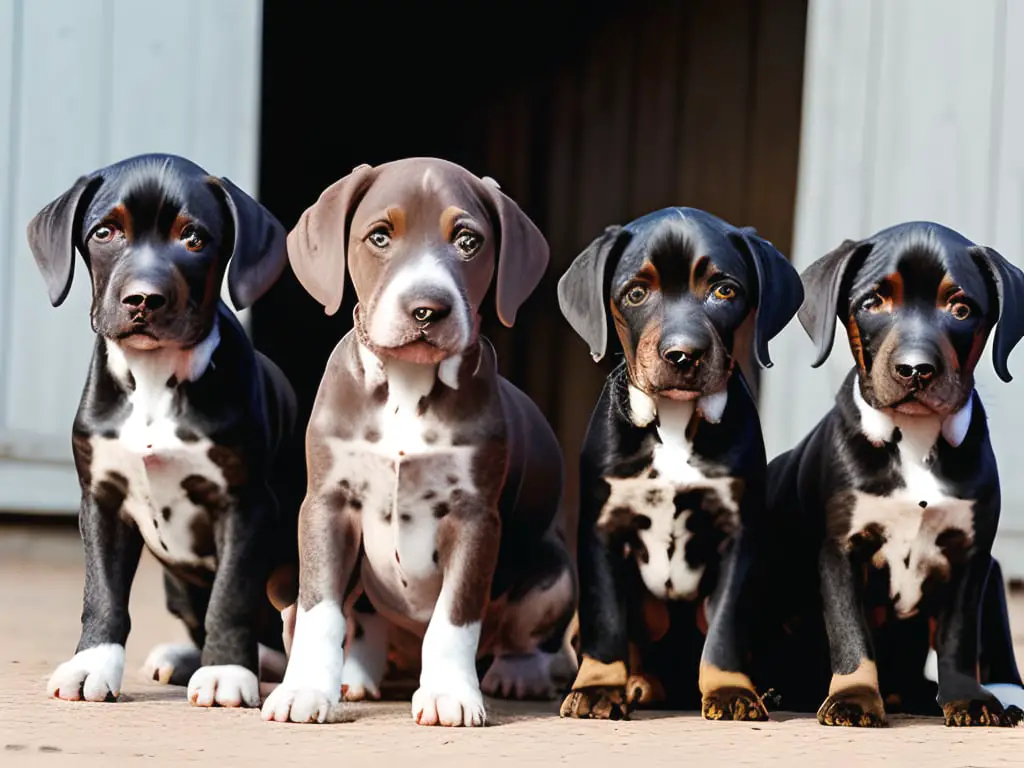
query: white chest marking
600 395 740 601
849 378 976 616
325 349 477 622
92 331 224 569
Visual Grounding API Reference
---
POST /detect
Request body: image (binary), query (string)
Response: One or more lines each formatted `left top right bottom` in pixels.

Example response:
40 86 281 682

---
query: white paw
142 643 201 686
481 652 555 700
48 644 125 702
412 683 487 727
342 658 382 702
187 665 260 708
261 685 342 724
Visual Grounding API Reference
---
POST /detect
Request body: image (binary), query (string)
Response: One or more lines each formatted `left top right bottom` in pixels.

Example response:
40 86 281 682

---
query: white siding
0 0 263 513
761 0 1024 577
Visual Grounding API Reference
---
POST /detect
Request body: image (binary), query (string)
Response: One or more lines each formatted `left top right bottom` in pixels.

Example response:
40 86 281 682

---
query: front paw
817 687 887 727
412 683 486 727
702 687 769 721
48 644 125 702
142 643 201 686
559 686 630 720
943 698 1024 727
482 653 555 700
261 685 342 723
187 665 260 708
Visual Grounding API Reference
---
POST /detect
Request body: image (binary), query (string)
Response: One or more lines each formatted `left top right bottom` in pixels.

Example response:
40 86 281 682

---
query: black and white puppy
766 221 1024 727
28 153 302 708
556 207 803 720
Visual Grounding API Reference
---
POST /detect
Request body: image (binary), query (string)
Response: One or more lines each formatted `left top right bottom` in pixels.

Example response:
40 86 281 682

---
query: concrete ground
4 522 1024 767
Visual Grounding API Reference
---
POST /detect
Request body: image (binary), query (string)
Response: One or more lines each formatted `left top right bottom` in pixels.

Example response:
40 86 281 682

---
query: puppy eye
91 224 120 243
367 229 391 249
624 284 649 306
454 230 482 257
180 225 205 252
949 301 972 320
711 283 737 301
861 292 884 312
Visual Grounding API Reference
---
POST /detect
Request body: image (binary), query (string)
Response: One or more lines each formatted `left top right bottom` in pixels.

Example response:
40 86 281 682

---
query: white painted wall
0 0 264 513
760 0 1024 576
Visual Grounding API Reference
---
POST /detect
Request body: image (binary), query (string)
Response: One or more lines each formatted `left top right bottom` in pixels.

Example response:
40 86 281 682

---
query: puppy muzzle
634 325 730 400
362 260 475 363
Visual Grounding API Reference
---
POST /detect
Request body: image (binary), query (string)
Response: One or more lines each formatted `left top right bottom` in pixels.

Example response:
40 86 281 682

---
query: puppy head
27 154 287 349
287 158 549 364
799 222 1024 415
557 208 803 400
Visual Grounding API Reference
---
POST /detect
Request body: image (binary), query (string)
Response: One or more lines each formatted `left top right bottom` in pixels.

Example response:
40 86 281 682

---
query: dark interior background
254 0 809 518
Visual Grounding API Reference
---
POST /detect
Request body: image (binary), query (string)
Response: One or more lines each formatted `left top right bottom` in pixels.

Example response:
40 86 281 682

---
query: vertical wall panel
762 0 1024 577
0 0 263 513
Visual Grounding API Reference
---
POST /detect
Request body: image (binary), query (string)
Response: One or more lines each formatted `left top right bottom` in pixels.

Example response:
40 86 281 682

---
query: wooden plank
190 0 262 193
5 0 110 443
629 0 683 217
676 0 753 224
0 0 19 433
107 0 196 162
866 0 999 238
743 0 807 253
0 460 80 514
556 13 637 523
986 0 1024 563
758 0 879 460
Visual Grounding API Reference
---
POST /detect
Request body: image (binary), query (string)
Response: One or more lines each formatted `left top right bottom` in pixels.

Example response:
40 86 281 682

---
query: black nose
409 299 452 324
661 345 705 370
893 349 940 385
122 291 167 312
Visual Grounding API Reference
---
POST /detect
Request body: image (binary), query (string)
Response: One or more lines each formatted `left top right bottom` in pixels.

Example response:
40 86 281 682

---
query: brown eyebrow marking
867 272 905 313
440 206 469 238
104 204 134 241
169 214 192 240
689 254 720 296
635 260 660 291
385 206 406 238
936 274 960 307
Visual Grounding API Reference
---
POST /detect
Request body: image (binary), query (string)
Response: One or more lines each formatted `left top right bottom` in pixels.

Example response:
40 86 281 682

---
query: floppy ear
556 225 630 362
26 174 102 307
730 228 805 368
287 164 375 316
969 245 1024 383
207 177 288 310
798 238 872 368
479 176 550 327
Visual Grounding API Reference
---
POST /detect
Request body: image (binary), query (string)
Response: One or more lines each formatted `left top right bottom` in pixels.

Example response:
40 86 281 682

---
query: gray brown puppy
261 158 576 726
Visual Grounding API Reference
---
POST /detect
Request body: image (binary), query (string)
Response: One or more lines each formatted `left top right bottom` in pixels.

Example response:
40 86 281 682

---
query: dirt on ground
3 521 1024 767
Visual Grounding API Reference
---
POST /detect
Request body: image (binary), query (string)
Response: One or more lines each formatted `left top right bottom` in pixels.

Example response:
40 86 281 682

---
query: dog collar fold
627 383 728 428
852 375 973 448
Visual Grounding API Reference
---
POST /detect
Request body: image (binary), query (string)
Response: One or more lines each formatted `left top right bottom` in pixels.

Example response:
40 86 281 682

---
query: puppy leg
699 528 768 721
186 494 269 709
261 497 359 724
48 495 143 702
412 508 499 727
560 514 631 720
342 594 390 702
938 554 1023 727
142 572 206 686
482 535 576 701
817 542 886 727
978 558 1024 710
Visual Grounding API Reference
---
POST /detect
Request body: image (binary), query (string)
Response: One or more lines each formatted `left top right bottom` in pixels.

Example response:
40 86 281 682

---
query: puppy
555 208 803 720
765 221 1024 727
261 158 576 726
28 154 302 707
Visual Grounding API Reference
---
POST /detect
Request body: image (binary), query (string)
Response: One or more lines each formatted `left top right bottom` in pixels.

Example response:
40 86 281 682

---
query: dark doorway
254 0 808 519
